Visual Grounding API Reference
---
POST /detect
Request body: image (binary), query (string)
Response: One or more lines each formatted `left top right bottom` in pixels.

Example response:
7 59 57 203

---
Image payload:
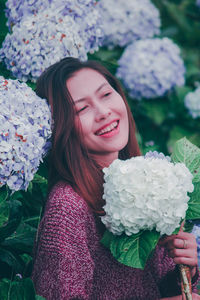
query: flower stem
179 264 192 300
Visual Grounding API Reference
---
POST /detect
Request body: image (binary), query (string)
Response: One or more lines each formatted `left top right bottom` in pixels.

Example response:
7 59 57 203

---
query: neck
89 152 118 168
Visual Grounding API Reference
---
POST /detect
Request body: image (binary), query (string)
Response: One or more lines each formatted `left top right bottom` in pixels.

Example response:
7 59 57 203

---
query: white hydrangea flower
97 0 160 48
184 86 200 119
101 155 193 236
0 7 88 82
116 38 185 99
0 77 52 191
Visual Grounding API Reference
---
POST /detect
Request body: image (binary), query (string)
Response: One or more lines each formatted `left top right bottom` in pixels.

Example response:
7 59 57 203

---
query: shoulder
36 182 96 254
40 181 96 237
46 181 91 218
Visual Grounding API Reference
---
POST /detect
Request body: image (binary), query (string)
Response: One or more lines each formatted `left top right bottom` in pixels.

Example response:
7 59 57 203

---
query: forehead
66 68 108 100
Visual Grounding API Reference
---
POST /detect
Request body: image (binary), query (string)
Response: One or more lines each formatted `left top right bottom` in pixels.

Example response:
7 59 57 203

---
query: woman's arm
32 184 95 300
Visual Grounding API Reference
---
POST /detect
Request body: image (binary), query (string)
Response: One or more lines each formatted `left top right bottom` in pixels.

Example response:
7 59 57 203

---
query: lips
95 120 119 136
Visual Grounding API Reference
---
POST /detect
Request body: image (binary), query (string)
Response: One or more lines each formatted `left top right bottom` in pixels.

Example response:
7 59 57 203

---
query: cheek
75 115 92 137
119 101 129 124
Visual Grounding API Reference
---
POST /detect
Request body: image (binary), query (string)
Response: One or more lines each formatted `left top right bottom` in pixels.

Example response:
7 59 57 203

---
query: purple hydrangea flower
5 0 103 53
96 0 160 48
5 0 41 29
116 38 185 99
184 86 200 119
144 151 171 162
197 0 200 7
192 225 200 267
0 8 88 82
0 77 51 191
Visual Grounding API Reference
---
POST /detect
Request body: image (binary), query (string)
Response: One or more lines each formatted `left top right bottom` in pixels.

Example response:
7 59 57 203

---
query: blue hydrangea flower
184 86 200 119
116 38 185 99
192 225 200 267
144 151 171 162
197 0 200 7
0 77 51 191
0 8 88 82
5 0 40 28
5 0 103 53
96 0 160 48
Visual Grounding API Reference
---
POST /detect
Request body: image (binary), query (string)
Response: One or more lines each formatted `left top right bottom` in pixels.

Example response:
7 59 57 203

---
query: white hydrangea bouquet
101 138 200 299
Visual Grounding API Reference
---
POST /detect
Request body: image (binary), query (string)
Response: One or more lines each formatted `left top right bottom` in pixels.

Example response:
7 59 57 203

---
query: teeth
97 121 118 135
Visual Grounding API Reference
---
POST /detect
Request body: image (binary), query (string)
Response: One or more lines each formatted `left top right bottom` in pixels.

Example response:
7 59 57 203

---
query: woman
32 57 199 300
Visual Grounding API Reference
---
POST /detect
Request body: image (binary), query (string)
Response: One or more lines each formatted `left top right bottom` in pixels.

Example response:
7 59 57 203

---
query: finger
165 237 195 251
158 235 179 246
173 256 198 266
175 231 196 241
168 248 194 259
166 238 187 250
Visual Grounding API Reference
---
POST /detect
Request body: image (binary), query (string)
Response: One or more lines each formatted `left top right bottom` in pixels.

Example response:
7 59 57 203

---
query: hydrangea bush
192 225 200 266
97 0 160 48
5 0 103 53
101 155 193 236
116 38 185 99
184 86 200 119
0 77 51 191
0 4 102 81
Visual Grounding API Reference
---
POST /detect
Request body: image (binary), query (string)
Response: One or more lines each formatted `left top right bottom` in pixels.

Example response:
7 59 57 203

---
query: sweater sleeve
32 184 95 300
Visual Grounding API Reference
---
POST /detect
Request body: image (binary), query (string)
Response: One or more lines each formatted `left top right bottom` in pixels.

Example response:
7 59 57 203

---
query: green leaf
171 137 200 182
21 278 36 300
174 86 192 102
141 99 169 125
101 229 113 248
183 220 194 233
0 200 22 243
186 182 200 220
26 81 36 91
0 248 24 273
163 1 193 33
0 188 9 227
0 278 36 300
101 229 160 269
167 126 193 153
0 279 10 300
35 296 46 300
32 174 48 185
2 221 37 254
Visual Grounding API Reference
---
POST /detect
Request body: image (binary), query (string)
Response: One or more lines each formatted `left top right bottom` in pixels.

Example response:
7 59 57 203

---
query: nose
94 103 111 122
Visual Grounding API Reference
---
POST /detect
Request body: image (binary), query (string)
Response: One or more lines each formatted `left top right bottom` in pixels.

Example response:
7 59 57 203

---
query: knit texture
32 182 199 300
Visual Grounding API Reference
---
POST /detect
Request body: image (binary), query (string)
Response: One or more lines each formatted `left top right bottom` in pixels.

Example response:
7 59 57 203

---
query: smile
95 120 119 136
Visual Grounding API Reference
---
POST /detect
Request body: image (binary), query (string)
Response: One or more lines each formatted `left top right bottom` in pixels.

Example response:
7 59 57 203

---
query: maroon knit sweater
32 182 199 300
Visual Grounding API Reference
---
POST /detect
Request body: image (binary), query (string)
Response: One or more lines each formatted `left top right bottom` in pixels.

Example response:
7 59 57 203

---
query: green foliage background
0 0 200 298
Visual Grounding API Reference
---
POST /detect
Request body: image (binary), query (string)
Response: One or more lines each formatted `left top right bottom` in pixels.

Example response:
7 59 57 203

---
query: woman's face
66 68 129 166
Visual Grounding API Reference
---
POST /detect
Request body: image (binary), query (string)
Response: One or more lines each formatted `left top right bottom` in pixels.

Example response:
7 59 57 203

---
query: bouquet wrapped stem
179 264 192 300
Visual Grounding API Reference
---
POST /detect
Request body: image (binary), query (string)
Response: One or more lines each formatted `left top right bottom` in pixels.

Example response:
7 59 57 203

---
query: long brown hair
36 57 141 214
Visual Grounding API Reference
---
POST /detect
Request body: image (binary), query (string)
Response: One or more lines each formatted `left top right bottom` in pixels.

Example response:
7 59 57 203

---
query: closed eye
76 106 88 113
103 92 112 97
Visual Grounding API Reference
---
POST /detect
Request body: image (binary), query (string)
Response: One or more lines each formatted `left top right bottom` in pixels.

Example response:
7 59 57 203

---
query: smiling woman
67 68 129 166
31 57 199 300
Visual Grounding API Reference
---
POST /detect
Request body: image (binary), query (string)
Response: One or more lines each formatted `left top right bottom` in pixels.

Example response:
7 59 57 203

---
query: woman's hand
159 231 198 278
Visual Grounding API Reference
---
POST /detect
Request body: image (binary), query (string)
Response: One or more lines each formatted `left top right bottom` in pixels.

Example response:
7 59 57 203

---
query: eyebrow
74 82 109 103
